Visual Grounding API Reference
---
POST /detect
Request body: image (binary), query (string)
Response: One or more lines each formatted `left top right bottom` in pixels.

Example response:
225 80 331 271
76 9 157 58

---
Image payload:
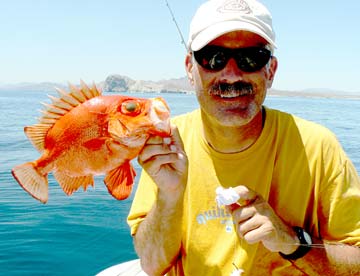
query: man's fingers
138 143 174 164
140 153 180 174
225 186 261 213
138 125 186 167
233 186 259 203
146 136 168 145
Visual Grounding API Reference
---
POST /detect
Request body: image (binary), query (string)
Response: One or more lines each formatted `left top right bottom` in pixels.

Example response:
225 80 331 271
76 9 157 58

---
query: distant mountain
268 88 360 99
0 82 67 92
103 74 193 93
300 88 360 96
0 76 194 94
0 76 359 99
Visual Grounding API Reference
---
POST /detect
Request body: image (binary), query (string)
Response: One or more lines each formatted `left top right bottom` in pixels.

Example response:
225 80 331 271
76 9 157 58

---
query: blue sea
0 90 359 276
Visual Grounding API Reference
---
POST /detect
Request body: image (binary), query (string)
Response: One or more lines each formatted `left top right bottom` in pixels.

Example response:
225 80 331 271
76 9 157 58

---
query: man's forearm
291 238 360 275
134 191 184 276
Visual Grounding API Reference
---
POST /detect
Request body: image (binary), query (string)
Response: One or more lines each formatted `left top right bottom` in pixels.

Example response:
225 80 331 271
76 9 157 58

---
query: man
127 0 360 275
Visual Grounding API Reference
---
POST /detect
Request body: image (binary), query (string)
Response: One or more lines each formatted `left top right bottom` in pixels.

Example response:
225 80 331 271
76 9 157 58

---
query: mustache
209 82 254 96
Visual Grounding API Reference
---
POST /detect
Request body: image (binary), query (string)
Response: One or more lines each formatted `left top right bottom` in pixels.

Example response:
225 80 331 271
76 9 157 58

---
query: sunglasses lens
194 46 271 73
193 46 228 71
237 48 272 72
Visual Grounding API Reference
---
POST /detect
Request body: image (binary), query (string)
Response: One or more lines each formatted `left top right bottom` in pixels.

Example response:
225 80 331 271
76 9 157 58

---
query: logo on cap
217 0 251 14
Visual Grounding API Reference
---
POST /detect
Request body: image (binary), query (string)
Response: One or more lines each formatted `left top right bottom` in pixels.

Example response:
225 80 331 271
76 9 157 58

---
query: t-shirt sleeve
318 135 360 245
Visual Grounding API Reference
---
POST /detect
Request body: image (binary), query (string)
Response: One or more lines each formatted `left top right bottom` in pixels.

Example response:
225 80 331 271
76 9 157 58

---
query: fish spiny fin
24 124 51 152
12 162 48 203
40 102 68 116
54 88 82 107
38 109 62 119
80 80 98 99
46 81 102 116
104 162 136 200
68 83 86 102
81 80 102 98
26 82 102 150
53 171 94 196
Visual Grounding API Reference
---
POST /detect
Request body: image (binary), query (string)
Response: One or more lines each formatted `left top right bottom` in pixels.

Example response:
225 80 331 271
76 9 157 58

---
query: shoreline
124 90 360 100
267 90 360 100
1 88 359 100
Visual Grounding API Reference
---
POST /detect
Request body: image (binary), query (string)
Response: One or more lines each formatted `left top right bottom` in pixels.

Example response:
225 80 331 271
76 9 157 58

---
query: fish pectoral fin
53 171 94 195
24 124 51 152
12 162 48 204
104 162 136 200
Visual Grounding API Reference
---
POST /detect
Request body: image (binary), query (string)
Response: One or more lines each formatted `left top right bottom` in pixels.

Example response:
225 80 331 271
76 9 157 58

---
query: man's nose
220 58 244 83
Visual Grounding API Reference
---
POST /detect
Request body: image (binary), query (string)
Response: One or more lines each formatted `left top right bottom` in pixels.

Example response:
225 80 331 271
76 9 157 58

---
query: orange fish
12 81 170 203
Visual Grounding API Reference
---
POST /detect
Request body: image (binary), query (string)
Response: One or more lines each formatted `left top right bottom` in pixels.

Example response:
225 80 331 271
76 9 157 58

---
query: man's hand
138 125 188 196
227 185 299 255
135 125 188 275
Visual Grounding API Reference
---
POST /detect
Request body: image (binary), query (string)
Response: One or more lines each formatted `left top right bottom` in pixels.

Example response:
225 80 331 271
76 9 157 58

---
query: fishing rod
164 0 189 52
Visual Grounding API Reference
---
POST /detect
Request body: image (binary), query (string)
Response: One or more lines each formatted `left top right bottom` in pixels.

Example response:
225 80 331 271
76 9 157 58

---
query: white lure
230 269 245 276
215 186 240 207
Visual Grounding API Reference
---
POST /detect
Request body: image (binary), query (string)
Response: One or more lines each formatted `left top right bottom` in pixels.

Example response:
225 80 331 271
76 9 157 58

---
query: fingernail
170 145 177 152
163 137 171 145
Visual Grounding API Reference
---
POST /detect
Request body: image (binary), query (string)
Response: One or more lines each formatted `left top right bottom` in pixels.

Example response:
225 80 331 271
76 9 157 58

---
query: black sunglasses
193 46 272 73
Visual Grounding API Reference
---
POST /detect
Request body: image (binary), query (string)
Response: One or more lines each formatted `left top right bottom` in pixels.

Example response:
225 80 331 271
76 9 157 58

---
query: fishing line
164 0 189 52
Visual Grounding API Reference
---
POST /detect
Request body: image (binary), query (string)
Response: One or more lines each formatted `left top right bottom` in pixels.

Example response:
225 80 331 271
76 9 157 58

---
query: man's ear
185 52 194 86
266 56 278 89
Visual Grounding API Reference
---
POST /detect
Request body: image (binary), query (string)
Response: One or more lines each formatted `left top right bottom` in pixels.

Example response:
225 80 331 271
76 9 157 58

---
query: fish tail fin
104 162 136 200
12 162 48 203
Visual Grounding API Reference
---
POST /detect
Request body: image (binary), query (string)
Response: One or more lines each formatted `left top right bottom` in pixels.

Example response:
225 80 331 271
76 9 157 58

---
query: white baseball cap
188 0 276 51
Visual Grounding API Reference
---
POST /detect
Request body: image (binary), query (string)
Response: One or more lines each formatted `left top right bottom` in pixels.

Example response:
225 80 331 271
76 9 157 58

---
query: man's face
186 30 277 127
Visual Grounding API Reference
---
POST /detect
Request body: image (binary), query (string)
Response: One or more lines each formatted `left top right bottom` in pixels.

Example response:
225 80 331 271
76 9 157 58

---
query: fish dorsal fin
25 81 102 152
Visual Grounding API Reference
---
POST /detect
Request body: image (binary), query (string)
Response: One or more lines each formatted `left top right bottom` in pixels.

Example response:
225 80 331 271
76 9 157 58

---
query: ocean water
0 90 359 276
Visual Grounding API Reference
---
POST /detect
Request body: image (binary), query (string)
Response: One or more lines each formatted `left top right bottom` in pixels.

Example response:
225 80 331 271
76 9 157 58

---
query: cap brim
190 21 276 51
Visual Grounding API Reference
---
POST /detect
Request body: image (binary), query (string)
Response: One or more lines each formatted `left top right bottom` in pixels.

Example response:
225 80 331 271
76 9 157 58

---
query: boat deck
96 259 147 276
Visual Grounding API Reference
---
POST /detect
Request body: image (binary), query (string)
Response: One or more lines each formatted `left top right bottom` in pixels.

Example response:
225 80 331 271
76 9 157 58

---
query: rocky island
103 75 193 94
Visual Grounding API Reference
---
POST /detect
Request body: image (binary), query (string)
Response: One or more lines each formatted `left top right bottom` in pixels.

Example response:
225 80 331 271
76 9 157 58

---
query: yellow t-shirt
127 107 360 275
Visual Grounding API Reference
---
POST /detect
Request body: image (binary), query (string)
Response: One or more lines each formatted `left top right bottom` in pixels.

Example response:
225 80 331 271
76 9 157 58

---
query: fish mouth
151 120 171 137
209 82 254 99
149 98 171 136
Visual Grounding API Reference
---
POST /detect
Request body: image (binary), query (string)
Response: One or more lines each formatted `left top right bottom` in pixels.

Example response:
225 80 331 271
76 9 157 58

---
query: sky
1 0 359 92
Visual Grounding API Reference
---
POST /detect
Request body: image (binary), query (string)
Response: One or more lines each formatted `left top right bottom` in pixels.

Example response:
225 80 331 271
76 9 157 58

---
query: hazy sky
1 0 359 92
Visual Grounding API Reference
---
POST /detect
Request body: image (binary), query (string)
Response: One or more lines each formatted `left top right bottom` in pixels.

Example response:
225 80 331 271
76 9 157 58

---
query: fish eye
120 101 141 116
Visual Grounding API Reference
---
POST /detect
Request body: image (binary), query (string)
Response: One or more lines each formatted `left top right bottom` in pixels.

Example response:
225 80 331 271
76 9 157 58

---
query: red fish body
12 82 170 203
